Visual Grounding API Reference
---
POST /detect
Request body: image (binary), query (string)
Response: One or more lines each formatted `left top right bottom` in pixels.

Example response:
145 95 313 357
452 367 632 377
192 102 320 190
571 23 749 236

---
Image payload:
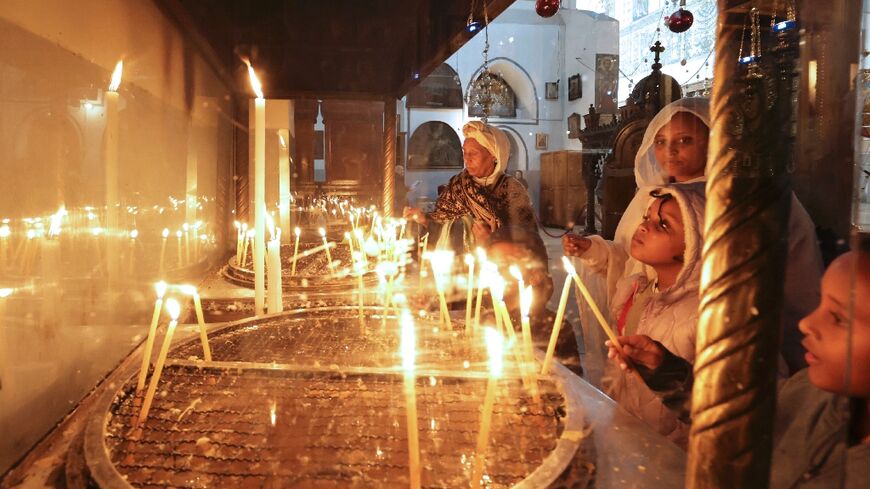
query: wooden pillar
686 2 795 487
383 98 397 217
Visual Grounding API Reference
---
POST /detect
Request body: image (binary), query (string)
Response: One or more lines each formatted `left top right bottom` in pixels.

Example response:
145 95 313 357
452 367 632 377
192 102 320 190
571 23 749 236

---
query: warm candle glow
155 281 167 299
108 60 123 91
294 227 301 237
244 59 264 99
561 255 577 275
130 229 139 239
520 285 533 319
484 327 504 377
165 298 181 321
0 226 9 238
401 310 416 372
48 206 66 237
162 228 170 238
509 265 522 284
318 227 326 238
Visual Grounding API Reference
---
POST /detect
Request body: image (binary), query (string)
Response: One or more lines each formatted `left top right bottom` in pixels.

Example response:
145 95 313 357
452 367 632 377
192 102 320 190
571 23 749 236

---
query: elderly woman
563 97 823 374
404 121 548 266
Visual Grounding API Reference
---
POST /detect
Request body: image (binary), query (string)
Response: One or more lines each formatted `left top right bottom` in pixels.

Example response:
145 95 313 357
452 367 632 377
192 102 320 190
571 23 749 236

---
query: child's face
653 113 709 182
630 198 686 267
799 251 870 397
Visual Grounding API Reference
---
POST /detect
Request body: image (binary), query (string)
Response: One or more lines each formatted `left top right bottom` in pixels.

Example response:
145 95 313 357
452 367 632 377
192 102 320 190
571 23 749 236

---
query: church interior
1 1 868 488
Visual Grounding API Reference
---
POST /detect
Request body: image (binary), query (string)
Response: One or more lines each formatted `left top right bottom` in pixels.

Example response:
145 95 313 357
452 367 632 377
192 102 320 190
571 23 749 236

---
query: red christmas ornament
666 8 694 33
535 0 560 18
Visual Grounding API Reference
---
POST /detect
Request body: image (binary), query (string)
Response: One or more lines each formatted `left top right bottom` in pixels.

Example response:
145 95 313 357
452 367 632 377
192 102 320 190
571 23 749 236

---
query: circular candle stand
83 307 595 488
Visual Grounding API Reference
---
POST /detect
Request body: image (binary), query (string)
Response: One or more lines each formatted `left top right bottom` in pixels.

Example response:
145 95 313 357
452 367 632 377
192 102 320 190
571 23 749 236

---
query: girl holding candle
596 183 706 448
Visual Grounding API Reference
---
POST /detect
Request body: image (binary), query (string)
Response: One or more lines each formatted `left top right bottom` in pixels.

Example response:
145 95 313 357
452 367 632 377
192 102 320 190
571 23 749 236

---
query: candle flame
155 281 168 299
561 256 577 276
108 60 123 91
0 225 9 238
165 298 181 321
179 284 198 297
130 229 139 239
294 227 301 237
400 310 416 372
520 285 533 319
162 228 170 238
269 401 277 426
464 253 474 266
266 214 276 240
509 265 523 283
489 273 505 302
90 227 102 237
475 247 487 262
176 230 183 238
244 59 264 99
48 206 67 237
318 227 326 237
484 327 505 377
0 287 14 298
234 220 241 229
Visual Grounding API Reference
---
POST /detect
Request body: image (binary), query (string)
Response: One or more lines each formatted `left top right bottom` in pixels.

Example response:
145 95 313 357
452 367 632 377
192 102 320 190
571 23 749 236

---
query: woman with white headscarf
563 97 822 373
404 121 547 265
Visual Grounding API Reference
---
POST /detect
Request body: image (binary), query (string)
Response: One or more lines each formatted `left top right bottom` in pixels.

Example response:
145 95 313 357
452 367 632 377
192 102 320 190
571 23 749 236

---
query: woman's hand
606 335 665 373
472 220 493 243
561 233 592 257
403 207 427 226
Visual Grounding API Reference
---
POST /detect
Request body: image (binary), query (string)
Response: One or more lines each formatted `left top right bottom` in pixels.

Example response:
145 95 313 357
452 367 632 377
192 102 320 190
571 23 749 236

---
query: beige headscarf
462 121 511 186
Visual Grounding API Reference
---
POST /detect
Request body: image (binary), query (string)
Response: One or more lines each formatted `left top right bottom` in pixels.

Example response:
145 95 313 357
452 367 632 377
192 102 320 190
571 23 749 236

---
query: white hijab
462 121 511 187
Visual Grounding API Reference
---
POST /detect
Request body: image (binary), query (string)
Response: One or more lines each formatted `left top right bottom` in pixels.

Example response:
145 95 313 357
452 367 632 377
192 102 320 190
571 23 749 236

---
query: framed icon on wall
535 133 549 150
568 74 582 101
545 81 559 100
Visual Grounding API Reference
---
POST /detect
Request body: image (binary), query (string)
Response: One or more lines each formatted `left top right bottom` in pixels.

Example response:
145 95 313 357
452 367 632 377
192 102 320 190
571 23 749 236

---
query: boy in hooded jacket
601 182 706 448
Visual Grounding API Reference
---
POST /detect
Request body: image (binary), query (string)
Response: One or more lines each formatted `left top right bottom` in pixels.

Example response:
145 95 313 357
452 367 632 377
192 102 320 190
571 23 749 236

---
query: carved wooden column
686 2 796 486
383 98 397 217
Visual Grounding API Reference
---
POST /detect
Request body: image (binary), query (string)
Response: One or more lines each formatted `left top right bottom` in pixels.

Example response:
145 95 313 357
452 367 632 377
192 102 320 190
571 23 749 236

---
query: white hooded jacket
603 183 706 447
578 97 822 372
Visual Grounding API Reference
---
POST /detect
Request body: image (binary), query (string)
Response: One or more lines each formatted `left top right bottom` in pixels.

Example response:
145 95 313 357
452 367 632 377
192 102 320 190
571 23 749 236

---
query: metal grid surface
107 366 565 488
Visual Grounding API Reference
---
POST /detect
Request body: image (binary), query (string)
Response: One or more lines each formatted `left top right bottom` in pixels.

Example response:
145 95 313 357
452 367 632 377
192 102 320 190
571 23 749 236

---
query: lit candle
427 250 454 329
344 231 355 260
473 248 487 331
519 285 539 401
290 227 301 275
542 258 576 375
137 281 167 392
319 227 334 275
105 61 123 283
400 310 421 489
242 229 253 268
464 254 475 334
472 327 504 488
246 60 267 316
138 298 181 426
180 285 212 361
266 218 283 314
159 228 169 275
509 265 524 310
569 261 625 352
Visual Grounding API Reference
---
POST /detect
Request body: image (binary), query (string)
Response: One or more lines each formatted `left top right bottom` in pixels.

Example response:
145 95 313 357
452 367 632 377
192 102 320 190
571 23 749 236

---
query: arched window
467 72 517 118
407 64 463 109
407 122 463 169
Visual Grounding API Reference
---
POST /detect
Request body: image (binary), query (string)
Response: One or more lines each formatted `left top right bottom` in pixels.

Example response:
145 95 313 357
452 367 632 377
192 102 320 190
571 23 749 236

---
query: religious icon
545 81 559 100
568 74 582 101
535 133 549 150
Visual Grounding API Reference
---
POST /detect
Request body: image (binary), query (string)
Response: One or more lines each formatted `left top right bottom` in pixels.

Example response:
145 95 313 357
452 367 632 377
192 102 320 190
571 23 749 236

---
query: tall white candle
158 228 169 275
290 227 301 275
104 61 123 283
542 257 576 375
181 285 211 361
267 227 283 314
278 129 292 233
519 285 539 401
138 298 181 426
472 327 504 488
464 254 475 334
319 227 334 275
137 281 167 392
247 61 267 316
400 310 421 489
473 249 488 331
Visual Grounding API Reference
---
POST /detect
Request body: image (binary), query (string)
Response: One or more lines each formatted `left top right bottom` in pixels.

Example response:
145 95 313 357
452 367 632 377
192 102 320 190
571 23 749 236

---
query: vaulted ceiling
160 0 516 100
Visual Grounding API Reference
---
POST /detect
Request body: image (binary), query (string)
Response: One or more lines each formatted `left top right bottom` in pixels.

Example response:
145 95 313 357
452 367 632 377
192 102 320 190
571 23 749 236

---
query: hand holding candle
138 298 181 426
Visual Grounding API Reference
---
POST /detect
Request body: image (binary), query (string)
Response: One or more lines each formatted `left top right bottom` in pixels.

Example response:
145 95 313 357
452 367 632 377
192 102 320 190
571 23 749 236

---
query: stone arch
407 63 463 109
466 57 539 121
407 121 463 169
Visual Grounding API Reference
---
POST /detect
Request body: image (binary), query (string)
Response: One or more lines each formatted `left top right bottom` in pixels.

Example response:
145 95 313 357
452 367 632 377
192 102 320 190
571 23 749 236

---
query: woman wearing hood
404 121 548 267
563 97 823 374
